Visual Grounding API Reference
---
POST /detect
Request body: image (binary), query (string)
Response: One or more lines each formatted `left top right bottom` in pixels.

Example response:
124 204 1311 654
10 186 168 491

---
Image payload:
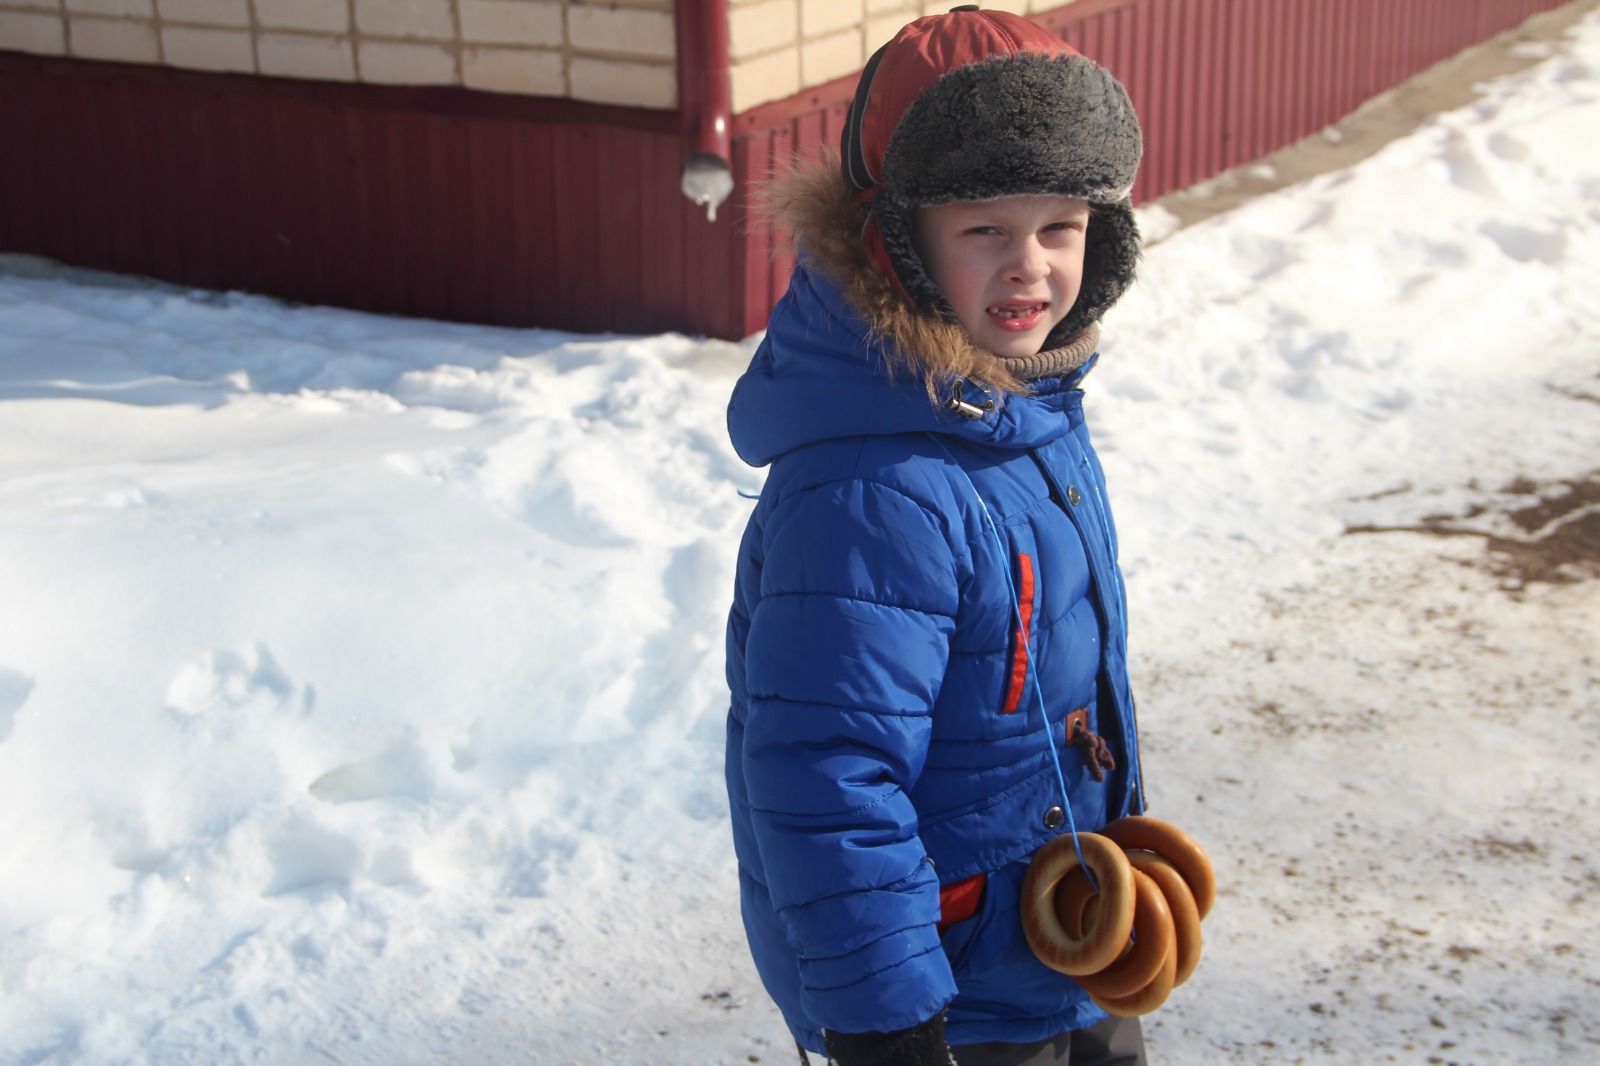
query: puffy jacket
724 259 1145 1053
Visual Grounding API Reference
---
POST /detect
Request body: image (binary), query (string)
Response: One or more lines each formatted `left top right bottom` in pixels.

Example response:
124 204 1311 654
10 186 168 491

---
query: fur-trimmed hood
727 163 1107 470
759 158 1112 398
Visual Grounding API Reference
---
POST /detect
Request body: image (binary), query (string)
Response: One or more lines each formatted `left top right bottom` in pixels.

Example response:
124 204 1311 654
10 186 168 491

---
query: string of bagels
1020 816 1216 1016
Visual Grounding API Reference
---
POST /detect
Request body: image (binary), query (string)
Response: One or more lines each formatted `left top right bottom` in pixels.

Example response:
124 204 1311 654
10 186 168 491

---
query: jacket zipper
1028 446 1146 816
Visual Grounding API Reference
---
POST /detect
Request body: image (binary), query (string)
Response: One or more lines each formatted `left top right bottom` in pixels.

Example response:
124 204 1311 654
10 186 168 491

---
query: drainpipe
674 0 734 222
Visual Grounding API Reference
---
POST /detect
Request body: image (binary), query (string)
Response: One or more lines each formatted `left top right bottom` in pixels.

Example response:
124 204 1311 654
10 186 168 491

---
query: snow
2 12 1598 1064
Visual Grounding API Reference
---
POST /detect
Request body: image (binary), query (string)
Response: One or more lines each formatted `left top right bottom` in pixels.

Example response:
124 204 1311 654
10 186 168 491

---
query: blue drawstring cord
926 435 1097 887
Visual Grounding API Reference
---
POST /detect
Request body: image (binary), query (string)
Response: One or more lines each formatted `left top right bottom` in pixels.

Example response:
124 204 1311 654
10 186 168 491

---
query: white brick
68 14 159 60
462 45 563 96
568 56 675 109
161 24 252 70
355 0 453 41
3 0 66 11
568 5 673 60
258 31 356 80
866 11 915 50
0 10 66 54
155 0 247 26
865 0 912 15
729 45 798 113
801 0 860 39
801 26 859 85
65 0 151 15
729 0 796 61
458 1 561 47
254 0 349 34
357 39 457 83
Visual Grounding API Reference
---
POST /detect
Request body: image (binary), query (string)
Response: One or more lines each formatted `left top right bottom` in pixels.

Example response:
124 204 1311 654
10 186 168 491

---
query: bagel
1090 926 1178 1017
1052 866 1098 939
1101 816 1216 920
1021 833 1134 976
1071 868 1174 999
1126 851 1203 987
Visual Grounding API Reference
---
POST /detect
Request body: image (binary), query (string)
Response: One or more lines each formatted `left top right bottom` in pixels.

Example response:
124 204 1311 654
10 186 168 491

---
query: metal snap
1043 805 1065 830
1066 485 1083 506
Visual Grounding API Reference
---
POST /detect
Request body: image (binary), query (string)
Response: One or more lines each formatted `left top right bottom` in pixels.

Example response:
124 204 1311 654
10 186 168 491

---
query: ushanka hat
842 7 1144 346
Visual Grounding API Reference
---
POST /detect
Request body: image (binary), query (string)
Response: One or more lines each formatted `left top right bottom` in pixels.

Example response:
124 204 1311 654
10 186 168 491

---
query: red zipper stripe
1002 553 1035 714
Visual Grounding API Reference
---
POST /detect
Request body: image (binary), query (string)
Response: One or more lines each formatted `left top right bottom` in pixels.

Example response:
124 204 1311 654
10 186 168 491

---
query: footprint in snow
1439 129 1501 197
263 814 361 897
1478 220 1567 265
308 743 432 805
166 642 314 720
0 667 33 743
1485 131 1530 163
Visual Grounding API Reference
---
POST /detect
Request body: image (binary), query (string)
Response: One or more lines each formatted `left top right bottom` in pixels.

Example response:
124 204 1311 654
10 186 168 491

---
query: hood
727 259 1096 468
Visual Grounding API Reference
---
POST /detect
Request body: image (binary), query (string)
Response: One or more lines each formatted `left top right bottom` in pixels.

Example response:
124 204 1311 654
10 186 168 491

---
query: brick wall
0 0 679 107
0 0 1092 112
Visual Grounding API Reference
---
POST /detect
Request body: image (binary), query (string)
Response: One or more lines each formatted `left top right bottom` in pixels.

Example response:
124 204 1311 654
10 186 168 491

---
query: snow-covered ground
3 12 1598 1065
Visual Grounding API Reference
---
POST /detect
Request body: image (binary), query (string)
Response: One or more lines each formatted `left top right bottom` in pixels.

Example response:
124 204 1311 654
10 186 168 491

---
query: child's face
914 195 1091 358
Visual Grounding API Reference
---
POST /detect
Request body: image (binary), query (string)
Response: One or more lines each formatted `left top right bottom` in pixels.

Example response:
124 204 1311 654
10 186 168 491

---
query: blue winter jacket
724 261 1145 1052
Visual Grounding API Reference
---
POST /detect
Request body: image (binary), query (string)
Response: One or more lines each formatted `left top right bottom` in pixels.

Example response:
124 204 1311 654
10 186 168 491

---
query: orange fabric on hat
857 11 1077 187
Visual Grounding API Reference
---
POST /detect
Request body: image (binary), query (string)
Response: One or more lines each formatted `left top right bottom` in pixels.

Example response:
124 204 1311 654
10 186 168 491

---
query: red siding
0 0 1573 341
0 58 737 336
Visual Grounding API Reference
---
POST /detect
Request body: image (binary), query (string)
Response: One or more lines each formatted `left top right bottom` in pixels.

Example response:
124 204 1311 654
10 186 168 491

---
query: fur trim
762 155 1033 399
883 54 1143 208
762 156 1126 397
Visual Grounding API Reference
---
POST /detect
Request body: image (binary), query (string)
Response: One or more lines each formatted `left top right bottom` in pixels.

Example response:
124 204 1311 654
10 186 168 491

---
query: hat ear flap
1045 199 1141 347
862 213 914 302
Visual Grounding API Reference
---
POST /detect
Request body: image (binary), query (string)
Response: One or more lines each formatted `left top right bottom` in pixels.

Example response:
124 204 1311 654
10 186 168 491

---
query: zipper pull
947 381 992 421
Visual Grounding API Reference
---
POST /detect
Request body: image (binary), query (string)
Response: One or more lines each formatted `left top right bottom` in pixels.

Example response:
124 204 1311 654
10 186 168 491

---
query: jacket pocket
938 872 994 977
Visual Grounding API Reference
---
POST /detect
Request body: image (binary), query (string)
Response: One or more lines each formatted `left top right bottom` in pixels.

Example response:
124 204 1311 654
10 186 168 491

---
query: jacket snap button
1066 485 1083 506
1043 805 1065 829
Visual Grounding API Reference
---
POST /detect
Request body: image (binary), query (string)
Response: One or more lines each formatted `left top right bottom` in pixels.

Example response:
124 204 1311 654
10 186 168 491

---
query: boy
724 9 1148 1065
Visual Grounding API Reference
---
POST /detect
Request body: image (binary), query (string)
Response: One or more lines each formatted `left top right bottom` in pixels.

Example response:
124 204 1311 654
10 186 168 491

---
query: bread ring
1127 852 1203 987
1071 868 1175 1000
1021 833 1134 976
1052 866 1098 939
1090 924 1178 1017
1101 816 1216 920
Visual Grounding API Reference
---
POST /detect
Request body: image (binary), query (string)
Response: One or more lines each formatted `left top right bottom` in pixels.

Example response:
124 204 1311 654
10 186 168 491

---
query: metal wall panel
0 57 741 338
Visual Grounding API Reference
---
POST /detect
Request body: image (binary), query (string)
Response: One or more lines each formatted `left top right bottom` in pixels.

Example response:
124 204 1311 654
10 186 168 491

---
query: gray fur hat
842 9 1144 345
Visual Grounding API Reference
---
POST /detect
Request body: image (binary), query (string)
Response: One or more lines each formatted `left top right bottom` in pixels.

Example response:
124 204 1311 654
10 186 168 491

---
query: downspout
674 0 734 222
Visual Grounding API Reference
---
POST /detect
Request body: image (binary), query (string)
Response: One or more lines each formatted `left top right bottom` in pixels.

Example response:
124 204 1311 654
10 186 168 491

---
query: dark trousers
952 1015 1146 1066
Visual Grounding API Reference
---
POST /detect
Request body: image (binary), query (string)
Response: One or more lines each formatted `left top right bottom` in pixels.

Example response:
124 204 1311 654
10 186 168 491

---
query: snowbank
1 11 1596 1064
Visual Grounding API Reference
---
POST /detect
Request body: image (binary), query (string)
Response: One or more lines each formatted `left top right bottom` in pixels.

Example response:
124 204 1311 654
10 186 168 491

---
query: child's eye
963 225 1002 236
1043 221 1086 234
